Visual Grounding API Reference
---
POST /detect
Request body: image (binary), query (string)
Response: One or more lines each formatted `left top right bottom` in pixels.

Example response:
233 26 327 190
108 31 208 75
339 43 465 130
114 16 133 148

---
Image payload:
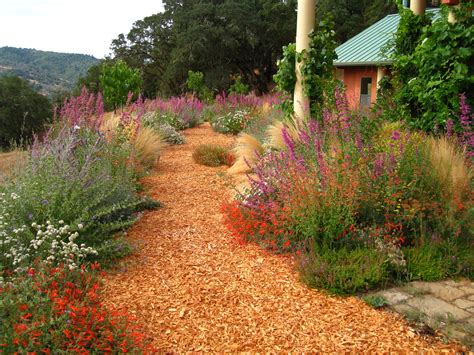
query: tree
99 60 142 111
111 0 297 96
315 0 397 43
0 76 52 148
75 62 104 95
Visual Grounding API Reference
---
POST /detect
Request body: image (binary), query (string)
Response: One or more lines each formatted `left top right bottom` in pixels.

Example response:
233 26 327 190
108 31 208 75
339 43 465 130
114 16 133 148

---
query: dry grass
227 133 264 174
100 113 164 171
0 150 26 184
428 136 472 203
133 126 164 170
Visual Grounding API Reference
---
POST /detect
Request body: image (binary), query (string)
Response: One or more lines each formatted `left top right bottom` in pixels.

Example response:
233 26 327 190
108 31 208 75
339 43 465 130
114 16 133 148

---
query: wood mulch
101 123 462 352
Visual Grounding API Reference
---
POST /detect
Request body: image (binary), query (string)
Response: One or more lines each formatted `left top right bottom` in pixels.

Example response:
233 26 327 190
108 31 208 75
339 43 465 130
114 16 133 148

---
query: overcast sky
0 0 164 58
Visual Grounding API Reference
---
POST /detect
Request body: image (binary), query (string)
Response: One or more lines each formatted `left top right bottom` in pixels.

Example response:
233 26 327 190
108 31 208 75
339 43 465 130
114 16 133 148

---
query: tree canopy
111 0 297 97
0 76 52 148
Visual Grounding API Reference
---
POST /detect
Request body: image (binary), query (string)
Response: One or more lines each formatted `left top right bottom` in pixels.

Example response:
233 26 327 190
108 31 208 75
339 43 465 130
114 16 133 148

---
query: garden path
102 123 460 352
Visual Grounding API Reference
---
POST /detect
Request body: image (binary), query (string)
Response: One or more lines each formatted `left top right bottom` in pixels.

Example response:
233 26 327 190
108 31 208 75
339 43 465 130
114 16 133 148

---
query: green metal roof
334 8 441 67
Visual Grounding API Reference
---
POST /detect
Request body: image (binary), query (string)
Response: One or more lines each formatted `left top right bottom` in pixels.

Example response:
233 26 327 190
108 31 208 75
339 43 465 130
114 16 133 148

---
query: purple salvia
446 119 454 137
373 153 385 178
459 93 473 157
281 127 296 162
355 133 363 153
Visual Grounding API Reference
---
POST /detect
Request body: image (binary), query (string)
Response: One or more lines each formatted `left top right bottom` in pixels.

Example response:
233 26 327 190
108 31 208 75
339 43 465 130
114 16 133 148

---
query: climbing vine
273 19 338 119
384 2 473 132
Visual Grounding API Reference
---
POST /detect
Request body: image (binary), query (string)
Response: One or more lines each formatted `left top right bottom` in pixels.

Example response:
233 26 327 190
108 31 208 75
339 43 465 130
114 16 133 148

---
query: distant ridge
0 46 100 96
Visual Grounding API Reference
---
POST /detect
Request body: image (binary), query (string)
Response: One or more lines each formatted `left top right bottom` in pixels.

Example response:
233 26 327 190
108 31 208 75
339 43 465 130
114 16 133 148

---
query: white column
410 0 426 15
376 67 385 89
293 0 315 121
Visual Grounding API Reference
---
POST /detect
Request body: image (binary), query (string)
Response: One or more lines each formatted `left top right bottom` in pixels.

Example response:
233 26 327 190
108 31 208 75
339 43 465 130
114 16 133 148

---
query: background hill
0 46 99 96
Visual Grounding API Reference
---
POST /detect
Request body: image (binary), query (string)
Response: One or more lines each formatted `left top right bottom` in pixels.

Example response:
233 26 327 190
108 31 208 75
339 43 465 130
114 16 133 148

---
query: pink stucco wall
338 66 378 110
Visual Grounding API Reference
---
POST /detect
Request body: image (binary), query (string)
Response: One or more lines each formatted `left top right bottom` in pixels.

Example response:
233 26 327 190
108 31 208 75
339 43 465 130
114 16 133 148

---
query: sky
0 0 164 58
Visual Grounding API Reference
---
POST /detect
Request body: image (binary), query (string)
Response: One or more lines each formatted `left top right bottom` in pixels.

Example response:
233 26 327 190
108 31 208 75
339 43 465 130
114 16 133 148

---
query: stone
391 303 417 317
468 307 474 313
460 286 474 295
376 289 412 305
454 298 474 310
469 295 474 301
409 281 466 301
406 295 470 321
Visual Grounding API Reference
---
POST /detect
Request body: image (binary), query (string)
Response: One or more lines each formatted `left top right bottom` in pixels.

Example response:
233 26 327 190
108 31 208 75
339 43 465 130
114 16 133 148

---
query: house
334 8 441 109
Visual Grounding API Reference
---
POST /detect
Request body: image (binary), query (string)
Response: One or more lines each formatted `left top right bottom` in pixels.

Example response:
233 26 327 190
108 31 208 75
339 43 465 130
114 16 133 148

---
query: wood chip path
102 124 460 352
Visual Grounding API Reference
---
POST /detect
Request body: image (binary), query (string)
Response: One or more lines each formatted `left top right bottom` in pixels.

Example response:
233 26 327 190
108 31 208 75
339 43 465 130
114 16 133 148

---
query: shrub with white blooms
0 192 97 273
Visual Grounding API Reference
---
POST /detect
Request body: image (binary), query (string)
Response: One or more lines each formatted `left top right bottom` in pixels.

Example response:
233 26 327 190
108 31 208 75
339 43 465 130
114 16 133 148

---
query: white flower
77 223 84 230
73 125 81 130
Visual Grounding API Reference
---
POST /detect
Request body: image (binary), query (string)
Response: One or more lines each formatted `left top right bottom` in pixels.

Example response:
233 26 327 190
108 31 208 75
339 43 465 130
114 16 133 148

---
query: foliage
156 123 186 145
0 263 153 353
211 110 254 135
299 246 389 295
387 3 473 132
0 46 99 96
315 0 398 44
273 19 338 118
0 90 161 272
229 76 250 95
111 0 297 96
273 43 296 93
192 144 233 167
222 88 473 294
362 294 388 308
0 76 52 148
299 19 339 118
185 70 213 101
75 62 105 95
99 60 142 111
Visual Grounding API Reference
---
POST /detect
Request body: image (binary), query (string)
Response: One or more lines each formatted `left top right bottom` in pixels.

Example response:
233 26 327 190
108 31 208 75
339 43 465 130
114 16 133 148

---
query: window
360 77 372 106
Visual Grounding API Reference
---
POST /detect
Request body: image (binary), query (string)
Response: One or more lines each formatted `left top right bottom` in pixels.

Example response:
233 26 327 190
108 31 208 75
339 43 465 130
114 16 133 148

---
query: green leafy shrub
405 244 452 282
229 76 249 95
299 246 389 295
186 70 213 101
157 123 186 145
387 3 473 132
99 60 142 111
192 144 233 167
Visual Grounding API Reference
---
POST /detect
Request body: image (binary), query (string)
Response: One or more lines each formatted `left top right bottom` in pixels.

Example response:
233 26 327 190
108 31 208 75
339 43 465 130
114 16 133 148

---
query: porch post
293 0 315 121
410 0 427 15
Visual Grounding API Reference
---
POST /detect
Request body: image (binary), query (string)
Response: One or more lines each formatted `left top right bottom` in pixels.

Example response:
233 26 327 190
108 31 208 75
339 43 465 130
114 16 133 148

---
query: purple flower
391 130 401 141
282 127 296 162
373 153 385 178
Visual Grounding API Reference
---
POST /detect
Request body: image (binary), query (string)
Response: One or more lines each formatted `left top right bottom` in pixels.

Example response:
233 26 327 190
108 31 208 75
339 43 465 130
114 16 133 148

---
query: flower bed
0 89 160 351
223 90 473 295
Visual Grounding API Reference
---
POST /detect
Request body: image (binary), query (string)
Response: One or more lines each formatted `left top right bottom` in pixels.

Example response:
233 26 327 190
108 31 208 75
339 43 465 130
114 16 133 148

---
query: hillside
0 46 99 96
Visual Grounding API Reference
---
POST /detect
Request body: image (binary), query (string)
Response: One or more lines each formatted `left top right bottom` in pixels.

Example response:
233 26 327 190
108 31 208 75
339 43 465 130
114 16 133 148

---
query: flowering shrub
0 203 97 272
144 96 204 130
222 88 473 294
0 90 161 273
0 89 160 352
208 93 284 135
0 263 153 353
211 110 254 134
